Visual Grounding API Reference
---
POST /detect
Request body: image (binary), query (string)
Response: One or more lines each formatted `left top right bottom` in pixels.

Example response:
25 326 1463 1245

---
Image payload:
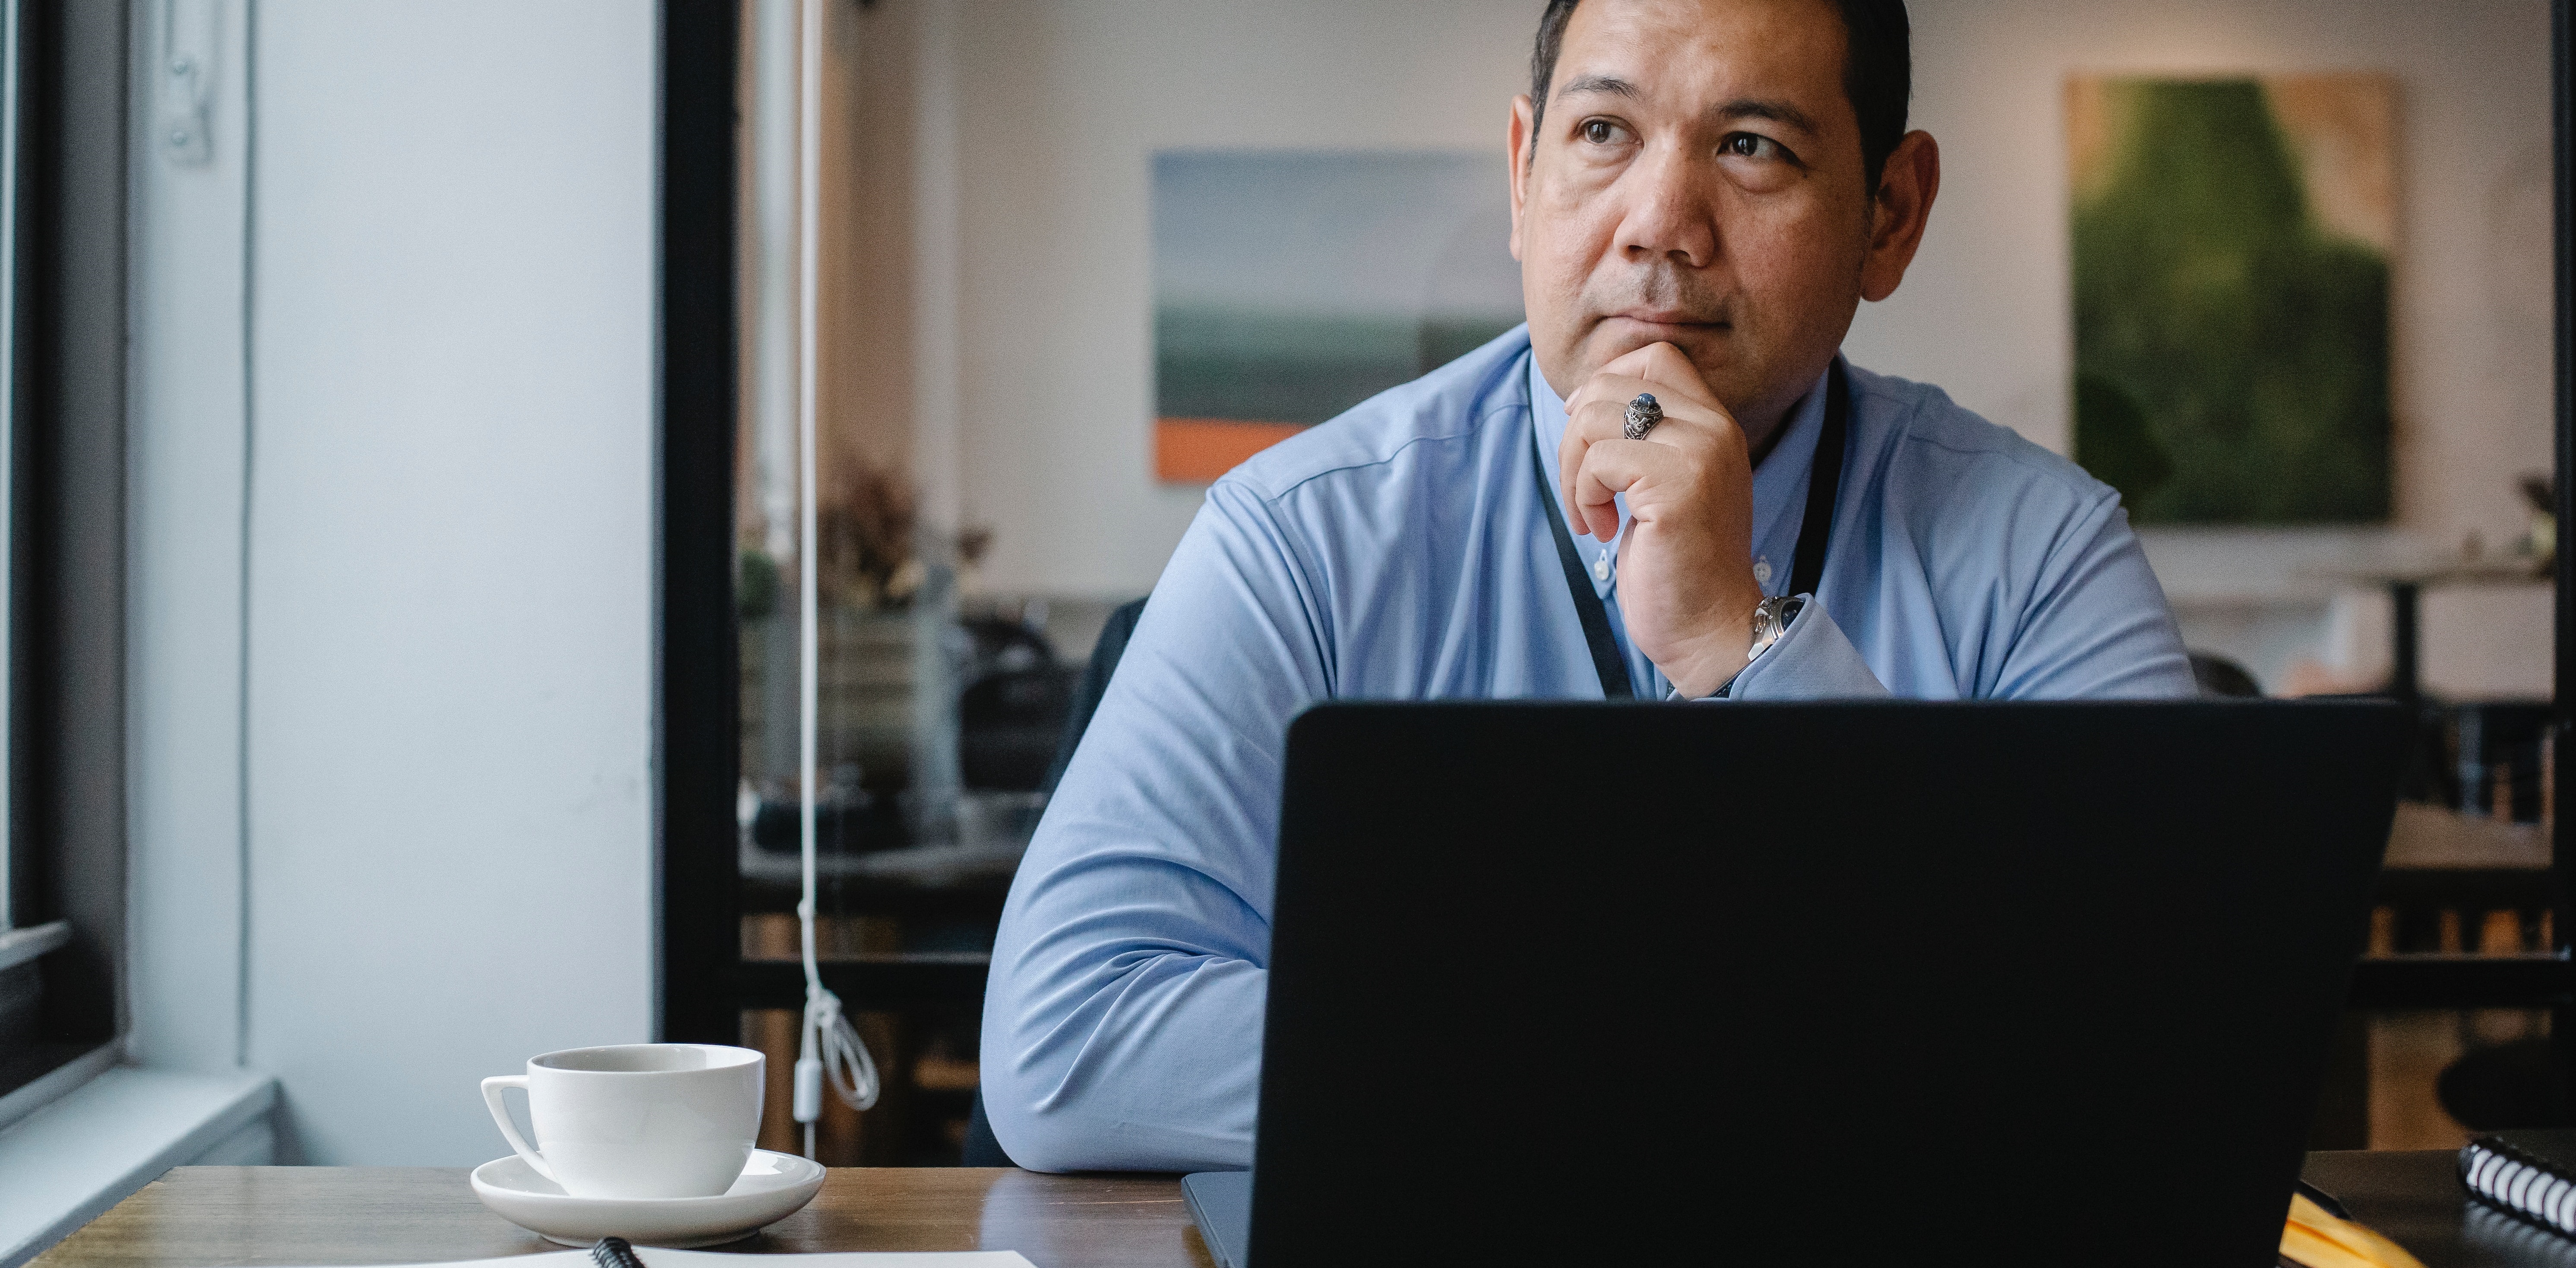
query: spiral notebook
2461 1130 2576 1239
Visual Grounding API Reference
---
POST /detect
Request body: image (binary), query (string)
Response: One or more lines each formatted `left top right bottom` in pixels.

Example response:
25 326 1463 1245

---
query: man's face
1510 0 1875 421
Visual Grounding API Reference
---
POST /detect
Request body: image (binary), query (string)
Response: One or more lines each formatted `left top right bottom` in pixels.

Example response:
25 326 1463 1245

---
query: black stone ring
1622 392 1663 441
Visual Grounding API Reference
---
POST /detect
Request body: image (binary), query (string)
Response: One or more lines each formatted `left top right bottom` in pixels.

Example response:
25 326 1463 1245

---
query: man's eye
1719 133 1790 162
1580 119 1624 145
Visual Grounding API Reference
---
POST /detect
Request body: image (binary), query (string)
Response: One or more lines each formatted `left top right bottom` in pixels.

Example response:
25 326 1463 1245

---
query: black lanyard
1531 360 1852 700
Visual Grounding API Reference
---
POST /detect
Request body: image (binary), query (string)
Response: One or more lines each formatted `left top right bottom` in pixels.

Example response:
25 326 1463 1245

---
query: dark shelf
729 956 992 1013
2347 956 2576 1009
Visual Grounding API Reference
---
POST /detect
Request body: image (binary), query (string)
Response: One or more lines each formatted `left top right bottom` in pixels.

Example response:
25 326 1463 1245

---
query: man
983 0 2194 1173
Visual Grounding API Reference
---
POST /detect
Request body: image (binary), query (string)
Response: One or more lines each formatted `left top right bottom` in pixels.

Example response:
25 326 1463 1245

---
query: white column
126 0 252 1074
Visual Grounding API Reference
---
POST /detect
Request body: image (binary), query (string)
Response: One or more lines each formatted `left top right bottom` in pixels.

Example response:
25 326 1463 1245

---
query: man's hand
1559 342 1766 699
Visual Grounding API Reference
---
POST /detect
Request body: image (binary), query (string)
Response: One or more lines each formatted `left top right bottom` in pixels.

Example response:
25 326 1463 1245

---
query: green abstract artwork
2069 75 2393 523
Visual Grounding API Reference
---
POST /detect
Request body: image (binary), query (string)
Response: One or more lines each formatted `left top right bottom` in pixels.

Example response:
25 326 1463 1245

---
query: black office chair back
2188 651 2262 699
1037 598 1151 794
962 596 1148 1167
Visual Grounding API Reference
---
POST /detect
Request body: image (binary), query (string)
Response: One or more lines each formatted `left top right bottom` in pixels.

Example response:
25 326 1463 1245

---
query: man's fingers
1569 439 1681 541
1594 342 1720 410
1558 390 1735 536
1565 370 1728 427
1561 426 1619 540
1557 347 1739 541
1565 395 1663 444
1558 398 1656 534
1565 378 1722 435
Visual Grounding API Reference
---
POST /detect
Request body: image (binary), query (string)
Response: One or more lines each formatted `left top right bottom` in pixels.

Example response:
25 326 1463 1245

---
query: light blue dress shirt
981 326 2194 1173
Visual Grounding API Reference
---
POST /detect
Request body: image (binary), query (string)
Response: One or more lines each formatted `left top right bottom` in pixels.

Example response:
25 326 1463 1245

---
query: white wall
1856 0 2554 695
127 0 251 1075
947 0 1533 595
940 0 2554 695
130 0 659 1164
1860 0 2551 528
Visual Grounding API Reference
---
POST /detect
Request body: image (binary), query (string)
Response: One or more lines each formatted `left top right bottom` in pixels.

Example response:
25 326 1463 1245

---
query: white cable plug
793 1052 822 1123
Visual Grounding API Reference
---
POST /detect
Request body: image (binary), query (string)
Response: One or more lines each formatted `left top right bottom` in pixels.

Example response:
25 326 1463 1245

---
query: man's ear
1860 130 1940 303
1508 94 1536 263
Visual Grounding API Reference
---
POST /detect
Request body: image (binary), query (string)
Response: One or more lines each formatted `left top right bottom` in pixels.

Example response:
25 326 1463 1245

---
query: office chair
2188 651 2262 699
962 596 1149 1168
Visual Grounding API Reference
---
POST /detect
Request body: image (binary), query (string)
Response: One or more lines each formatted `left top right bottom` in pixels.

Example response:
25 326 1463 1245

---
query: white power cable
790 0 879 1161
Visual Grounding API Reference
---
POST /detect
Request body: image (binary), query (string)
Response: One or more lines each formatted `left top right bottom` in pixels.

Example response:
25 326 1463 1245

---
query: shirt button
1592 558 1610 582
1753 557 1772 585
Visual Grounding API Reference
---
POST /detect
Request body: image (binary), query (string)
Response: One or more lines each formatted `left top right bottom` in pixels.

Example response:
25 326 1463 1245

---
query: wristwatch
1745 594 1806 664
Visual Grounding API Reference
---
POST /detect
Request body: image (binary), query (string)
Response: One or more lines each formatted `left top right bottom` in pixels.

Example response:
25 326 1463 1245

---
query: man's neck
1738 399 1794 468
1735 370 1829 469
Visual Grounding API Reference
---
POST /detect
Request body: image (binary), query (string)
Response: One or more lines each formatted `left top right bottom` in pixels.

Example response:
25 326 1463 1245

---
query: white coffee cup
480 1043 765 1200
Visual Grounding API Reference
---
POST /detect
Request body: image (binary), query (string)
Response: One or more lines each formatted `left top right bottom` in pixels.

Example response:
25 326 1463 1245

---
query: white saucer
470 1149 826 1248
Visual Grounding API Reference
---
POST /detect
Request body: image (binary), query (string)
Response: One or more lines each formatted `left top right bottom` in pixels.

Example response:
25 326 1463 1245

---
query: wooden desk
44 1155 2576 1268
31 1168 1216 1268
2307 1150 2575 1267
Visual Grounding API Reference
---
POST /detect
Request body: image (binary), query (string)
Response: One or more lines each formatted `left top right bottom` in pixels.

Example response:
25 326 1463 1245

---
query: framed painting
1151 150 1524 481
2069 74 2395 523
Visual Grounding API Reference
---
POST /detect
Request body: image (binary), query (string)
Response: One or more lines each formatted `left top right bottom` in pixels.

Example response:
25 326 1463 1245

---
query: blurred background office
719 0 2556 1161
0 0 2560 1255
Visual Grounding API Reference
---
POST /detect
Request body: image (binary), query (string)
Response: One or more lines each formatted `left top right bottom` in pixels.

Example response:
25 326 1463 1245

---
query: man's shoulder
1849 362 2117 515
1215 326 1530 504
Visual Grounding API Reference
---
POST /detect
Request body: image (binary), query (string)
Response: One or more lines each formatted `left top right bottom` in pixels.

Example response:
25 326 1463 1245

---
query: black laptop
1185 700 2408 1267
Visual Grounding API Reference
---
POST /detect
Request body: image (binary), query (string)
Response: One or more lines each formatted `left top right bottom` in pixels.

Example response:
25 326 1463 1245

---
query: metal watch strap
1714 595 1807 699
1746 594 1804 663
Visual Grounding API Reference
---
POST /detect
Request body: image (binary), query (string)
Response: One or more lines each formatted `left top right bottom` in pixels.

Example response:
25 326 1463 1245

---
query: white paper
281 1251 1036 1268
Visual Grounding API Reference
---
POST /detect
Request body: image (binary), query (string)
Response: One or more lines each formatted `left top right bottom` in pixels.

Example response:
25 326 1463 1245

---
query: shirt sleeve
1725 491 2194 701
1719 600 1890 699
979 479 1321 1173
1978 493 2196 699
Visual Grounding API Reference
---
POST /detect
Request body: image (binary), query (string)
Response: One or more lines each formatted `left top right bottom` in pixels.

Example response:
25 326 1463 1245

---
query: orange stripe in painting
1155 418 1307 483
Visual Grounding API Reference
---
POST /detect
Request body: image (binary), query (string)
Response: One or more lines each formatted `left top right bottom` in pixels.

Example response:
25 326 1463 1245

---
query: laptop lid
1181 1170 1252 1268
1251 700 2407 1266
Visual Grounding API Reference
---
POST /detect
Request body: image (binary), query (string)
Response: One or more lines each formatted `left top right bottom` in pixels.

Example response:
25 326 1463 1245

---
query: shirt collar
1526 353 1832 596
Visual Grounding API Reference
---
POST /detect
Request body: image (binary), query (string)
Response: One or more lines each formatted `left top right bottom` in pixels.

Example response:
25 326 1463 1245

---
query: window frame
0 0 129 1124
658 0 743 1047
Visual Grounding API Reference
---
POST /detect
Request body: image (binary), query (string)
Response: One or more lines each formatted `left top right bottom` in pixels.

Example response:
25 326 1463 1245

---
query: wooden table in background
32 1168 1216 1268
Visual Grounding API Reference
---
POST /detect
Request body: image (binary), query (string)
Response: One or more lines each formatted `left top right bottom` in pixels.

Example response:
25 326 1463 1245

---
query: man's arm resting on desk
981 482 1317 1173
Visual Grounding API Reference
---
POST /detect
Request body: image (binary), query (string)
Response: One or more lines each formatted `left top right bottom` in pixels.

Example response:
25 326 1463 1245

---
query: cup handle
480 1075 556 1183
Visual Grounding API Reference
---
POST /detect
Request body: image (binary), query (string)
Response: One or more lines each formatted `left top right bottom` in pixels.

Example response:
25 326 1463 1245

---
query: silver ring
1622 392 1663 441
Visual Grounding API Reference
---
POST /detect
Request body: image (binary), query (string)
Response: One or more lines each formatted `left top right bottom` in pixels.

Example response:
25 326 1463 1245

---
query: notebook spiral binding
2464 1202 2576 1266
2463 1136 2576 1238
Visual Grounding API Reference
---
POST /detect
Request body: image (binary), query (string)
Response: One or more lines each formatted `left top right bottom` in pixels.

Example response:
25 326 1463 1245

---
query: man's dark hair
1528 0 1912 194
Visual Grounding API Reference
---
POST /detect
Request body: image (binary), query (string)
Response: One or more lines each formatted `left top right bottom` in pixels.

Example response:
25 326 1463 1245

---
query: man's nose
1612 143 1717 269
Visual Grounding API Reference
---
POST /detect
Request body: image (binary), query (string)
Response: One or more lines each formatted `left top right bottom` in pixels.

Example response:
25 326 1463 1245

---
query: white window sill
0 1064 277 1268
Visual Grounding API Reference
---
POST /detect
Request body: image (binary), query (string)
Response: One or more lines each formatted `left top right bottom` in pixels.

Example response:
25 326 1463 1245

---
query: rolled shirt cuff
1675 597 1890 701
